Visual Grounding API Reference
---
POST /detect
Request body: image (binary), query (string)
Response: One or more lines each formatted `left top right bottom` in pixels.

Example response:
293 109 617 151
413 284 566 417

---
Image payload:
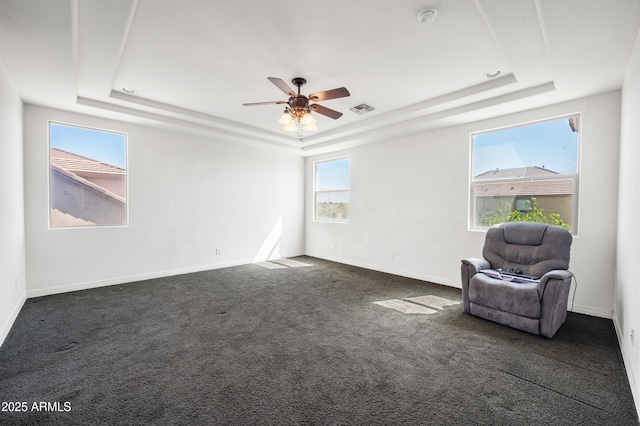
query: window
470 114 579 234
49 122 127 228
314 157 350 222
515 197 533 212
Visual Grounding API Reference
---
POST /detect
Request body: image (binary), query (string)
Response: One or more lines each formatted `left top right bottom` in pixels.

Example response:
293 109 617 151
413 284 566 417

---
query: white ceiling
1 0 638 155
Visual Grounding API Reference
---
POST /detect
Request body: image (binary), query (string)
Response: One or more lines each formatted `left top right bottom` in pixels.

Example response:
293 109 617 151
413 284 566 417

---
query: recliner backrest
482 222 572 277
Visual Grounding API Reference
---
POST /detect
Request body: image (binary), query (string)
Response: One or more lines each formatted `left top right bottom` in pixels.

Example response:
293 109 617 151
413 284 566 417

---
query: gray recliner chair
461 222 573 338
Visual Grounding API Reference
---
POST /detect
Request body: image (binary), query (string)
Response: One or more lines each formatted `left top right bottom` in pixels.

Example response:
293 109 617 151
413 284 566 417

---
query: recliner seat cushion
468 273 541 318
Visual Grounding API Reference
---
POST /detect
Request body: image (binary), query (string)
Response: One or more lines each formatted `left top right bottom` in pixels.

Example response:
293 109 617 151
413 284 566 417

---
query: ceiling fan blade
310 104 343 119
243 101 287 106
268 77 296 96
309 87 350 101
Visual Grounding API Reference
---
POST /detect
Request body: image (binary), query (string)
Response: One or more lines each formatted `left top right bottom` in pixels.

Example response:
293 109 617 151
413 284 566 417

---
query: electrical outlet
215 248 221 255
631 328 635 346
330 242 335 249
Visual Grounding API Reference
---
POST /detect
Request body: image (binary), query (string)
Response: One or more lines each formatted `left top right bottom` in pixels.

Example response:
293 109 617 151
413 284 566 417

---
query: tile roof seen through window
474 179 573 197
474 166 559 180
473 166 573 197
50 148 124 175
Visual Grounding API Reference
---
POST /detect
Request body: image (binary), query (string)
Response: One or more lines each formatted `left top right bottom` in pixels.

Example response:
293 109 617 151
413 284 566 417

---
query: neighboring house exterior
473 166 573 227
50 148 126 227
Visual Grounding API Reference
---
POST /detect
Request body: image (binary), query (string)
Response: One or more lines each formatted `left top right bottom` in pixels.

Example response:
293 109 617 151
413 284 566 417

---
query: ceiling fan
243 77 350 131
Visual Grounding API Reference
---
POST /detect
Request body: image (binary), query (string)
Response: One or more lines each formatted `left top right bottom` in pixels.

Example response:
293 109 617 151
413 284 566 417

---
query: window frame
469 114 580 235
313 156 351 223
48 120 129 229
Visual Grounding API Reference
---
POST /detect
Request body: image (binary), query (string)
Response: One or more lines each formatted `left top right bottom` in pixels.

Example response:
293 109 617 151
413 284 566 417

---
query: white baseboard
0 292 26 347
306 252 460 289
613 313 640 422
568 303 613 319
26 255 299 298
26 250 307 299
27 260 247 298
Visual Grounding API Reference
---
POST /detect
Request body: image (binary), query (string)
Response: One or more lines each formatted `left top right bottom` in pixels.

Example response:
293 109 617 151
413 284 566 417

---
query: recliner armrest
461 258 490 275
538 270 574 337
460 258 490 313
540 270 573 281
538 270 574 299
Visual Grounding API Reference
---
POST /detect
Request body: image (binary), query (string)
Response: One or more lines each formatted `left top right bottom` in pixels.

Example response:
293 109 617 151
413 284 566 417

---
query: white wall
306 91 621 319
0 62 26 346
616 28 640 415
24 105 305 296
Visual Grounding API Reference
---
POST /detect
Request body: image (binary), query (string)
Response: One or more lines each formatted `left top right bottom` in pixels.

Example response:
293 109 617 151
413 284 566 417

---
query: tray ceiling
0 0 638 155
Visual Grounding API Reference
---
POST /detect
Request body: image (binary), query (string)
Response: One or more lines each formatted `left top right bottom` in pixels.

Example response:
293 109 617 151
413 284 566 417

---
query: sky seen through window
50 123 127 169
472 116 579 178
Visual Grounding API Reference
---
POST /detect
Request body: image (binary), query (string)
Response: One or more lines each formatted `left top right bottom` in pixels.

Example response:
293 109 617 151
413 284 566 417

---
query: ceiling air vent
348 103 376 115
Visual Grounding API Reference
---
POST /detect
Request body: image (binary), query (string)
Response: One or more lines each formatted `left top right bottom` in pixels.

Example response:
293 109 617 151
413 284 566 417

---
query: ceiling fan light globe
284 122 298 132
302 112 315 125
303 123 318 131
278 112 293 125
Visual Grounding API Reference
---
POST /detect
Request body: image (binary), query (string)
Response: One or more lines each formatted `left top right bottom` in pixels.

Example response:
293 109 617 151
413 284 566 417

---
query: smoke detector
417 9 437 24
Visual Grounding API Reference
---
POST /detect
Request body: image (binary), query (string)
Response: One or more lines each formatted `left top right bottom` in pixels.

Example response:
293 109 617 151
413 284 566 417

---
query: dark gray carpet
0 256 637 425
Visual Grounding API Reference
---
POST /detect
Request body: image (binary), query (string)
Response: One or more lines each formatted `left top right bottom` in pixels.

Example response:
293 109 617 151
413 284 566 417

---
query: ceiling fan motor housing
288 96 309 121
